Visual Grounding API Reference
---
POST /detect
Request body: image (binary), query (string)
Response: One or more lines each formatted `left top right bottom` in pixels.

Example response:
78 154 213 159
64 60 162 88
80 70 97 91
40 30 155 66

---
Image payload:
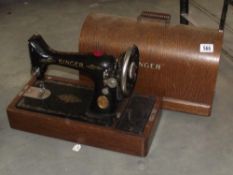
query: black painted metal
28 34 139 121
17 79 155 131
230 0 233 5
28 34 118 116
116 96 155 134
180 0 189 24
16 80 102 123
219 0 229 30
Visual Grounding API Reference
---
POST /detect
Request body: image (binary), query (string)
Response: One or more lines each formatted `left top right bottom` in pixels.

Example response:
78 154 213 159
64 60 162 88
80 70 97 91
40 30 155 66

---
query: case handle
137 11 171 24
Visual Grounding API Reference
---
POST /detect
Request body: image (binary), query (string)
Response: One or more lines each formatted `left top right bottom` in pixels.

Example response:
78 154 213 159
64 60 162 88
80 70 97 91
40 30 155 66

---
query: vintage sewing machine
7 35 161 156
6 11 224 157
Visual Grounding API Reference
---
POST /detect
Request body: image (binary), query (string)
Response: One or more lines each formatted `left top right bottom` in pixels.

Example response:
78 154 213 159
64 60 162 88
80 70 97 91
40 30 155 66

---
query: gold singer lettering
58 59 84 68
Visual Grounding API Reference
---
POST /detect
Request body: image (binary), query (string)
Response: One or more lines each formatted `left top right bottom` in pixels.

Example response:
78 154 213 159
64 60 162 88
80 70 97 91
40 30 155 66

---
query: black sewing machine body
29 35 120 116
18 35 148 127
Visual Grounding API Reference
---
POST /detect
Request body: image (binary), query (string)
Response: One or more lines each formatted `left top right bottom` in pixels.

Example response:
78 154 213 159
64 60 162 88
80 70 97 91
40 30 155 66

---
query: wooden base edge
162 97 211 116
7 107 160 157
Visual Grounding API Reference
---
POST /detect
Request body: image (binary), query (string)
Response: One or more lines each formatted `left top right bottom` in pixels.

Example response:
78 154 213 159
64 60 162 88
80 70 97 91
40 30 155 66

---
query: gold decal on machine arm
58 94 82 103
86 64 102 70
58 59 84 68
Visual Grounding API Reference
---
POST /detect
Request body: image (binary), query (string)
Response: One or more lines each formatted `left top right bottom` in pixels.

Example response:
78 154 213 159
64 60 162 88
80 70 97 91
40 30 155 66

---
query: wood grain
79 12 223 116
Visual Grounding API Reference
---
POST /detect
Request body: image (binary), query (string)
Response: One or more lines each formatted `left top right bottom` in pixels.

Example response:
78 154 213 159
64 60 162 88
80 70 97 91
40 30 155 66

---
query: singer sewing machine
7 35 161 156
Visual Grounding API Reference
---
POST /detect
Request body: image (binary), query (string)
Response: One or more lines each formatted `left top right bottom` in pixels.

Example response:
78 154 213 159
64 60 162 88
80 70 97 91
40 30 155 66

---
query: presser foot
23 86 51 100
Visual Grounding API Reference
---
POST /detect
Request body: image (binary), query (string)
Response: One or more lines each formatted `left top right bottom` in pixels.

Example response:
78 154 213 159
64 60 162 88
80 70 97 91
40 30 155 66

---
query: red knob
93 50 104 57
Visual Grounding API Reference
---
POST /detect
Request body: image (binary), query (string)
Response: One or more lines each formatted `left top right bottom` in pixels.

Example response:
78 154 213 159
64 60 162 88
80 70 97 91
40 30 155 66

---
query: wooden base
7 76 161 156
